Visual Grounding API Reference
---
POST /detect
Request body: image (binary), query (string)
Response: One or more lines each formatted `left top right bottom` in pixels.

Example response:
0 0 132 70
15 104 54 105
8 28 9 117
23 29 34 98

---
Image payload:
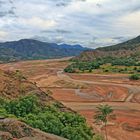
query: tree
94 104 113 140
5 95 39 117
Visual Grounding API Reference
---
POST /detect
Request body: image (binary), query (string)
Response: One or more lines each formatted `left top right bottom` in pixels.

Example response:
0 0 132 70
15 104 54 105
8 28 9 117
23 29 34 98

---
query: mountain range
0 39 87 63
1 35 140 63
74 35 140 61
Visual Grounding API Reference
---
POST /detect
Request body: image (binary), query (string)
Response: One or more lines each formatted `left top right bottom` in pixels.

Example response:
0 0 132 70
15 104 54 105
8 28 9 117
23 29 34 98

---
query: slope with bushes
0 69 95 140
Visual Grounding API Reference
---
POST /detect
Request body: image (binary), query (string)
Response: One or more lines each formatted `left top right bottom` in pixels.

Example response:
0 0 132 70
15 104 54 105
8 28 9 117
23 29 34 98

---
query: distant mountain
0 39 88 63
97 35 140 51
74 35 140 61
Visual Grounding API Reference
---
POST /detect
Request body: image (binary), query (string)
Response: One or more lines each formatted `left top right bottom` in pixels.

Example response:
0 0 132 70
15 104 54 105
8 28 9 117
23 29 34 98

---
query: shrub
1 95 94 140
129 74 140 80
5 95 39 117
64 56 140 73
64 66 75 73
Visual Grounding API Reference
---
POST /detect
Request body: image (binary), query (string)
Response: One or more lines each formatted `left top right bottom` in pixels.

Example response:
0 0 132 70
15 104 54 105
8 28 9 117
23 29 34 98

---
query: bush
5 95 39 117
64 66 75 73
64 56 140 73
1 95 94 140
64 61 100 73
24 110 93 140
129 74 140 80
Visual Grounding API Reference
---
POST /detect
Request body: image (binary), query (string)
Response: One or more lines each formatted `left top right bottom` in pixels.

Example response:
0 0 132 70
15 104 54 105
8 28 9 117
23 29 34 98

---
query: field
0 58 140 140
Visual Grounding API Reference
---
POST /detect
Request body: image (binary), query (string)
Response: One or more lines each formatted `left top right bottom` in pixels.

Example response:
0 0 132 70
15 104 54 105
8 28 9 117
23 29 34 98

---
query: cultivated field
0 58 140 140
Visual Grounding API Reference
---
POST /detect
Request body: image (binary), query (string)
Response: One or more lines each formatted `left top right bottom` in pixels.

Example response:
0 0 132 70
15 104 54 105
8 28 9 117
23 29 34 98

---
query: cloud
0 0 16 17
41 29 71 34
20 17 57 29
0 30 8 39
0 0 140 48
116 11 140 34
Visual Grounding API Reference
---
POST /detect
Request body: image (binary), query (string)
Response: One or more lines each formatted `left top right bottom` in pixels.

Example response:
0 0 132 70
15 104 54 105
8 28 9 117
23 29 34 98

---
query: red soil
0 59 140 140
67 73 140 86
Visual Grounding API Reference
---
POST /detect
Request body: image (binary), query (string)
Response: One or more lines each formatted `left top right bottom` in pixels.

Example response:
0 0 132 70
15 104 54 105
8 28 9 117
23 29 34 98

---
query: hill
64 36 140 73
0 39 87 63
74 35 140 61
0 69 94 140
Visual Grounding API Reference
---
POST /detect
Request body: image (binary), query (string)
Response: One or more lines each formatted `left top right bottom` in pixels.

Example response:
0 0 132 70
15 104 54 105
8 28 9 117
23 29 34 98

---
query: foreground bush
0 95 94 140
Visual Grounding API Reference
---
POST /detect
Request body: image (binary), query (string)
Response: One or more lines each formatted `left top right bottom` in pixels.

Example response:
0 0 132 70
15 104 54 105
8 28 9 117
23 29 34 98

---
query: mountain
0 39 88 63
97 35 140 51
74 35 140 61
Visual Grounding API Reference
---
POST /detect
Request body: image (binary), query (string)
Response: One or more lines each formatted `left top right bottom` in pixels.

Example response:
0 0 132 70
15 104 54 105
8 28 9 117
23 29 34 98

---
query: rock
0 118 68 140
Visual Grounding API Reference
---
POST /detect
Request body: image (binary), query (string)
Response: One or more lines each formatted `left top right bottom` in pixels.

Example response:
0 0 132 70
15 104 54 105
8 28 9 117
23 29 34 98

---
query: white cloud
0 0 140 48
20 17 57 29
0 30 8 40
0 30 7 37
116 11 140 35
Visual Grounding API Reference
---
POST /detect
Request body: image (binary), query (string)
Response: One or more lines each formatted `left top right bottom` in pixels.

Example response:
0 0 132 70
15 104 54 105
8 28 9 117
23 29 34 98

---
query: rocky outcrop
0 118 68 140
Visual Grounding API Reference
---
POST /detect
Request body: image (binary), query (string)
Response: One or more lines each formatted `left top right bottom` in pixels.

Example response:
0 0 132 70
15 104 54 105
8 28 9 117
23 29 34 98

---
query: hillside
64 36 140 73
74 35 140 61
0 39 87 63
0 69 64 106
0 69 93 140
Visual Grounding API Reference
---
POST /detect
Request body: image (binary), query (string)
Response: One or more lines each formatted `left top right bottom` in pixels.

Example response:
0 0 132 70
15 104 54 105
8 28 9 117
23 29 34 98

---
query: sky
0 0 140 48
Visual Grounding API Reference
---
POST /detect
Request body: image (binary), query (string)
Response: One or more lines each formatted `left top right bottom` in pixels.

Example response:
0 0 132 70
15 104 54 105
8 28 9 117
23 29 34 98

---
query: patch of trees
0 95 95 140
64 57 140 73
64 61 100 73
129 74 140 80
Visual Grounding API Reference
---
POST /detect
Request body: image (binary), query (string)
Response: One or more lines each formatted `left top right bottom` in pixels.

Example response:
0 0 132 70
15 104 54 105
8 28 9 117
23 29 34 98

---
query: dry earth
0 58 140 140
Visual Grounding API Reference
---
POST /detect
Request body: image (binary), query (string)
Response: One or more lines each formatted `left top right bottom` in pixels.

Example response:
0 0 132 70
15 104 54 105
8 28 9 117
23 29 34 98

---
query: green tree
5 95 39 117
94 104 113 140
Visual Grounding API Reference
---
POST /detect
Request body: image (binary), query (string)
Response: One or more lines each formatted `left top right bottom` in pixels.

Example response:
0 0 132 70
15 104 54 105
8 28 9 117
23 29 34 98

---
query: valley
0 0 140 140
1 58 140 140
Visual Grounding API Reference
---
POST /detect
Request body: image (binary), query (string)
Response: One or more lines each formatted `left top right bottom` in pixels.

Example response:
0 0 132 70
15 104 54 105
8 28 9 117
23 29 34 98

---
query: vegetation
0 95 95 140
64 61 100 73
64 57 140 74
129 74 140 80
65 35 140 74
94 104 113 140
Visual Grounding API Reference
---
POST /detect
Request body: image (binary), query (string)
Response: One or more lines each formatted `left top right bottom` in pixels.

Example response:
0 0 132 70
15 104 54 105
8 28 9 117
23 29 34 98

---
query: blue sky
0 0 140 48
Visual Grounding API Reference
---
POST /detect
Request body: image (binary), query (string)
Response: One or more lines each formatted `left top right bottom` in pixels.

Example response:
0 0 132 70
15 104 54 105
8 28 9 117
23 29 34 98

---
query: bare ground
0 58 140 140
